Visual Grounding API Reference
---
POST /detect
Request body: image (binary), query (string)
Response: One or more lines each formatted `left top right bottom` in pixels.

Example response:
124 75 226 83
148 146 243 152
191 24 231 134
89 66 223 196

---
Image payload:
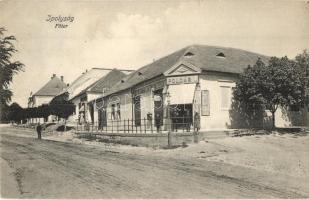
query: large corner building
90 45 271 131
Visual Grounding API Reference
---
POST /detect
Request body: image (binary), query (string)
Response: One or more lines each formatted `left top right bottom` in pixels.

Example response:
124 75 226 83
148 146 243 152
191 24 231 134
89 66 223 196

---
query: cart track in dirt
1 127 308 198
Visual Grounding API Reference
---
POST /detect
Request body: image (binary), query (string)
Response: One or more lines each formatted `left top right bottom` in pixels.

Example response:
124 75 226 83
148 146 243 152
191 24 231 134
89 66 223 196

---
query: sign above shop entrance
167 75 198 85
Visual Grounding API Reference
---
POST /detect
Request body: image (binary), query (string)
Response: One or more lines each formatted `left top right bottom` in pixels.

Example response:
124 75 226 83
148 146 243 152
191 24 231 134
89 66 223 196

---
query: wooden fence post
131 119 133 133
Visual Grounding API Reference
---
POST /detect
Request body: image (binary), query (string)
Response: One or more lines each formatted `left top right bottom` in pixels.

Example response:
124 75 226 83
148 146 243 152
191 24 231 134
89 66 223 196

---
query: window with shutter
220 86 231 110
201 90 210 116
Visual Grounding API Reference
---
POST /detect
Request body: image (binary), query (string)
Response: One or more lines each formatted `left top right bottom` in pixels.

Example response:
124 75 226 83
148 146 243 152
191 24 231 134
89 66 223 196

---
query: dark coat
36 124 42 133
155 114 161 126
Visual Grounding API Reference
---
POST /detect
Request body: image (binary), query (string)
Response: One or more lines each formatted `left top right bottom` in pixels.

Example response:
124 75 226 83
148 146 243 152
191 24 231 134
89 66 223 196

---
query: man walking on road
36 123 42 139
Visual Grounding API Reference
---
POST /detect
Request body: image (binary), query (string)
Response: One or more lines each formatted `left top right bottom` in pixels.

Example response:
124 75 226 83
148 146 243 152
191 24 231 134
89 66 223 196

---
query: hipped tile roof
104 44 269 96
34 76 67 96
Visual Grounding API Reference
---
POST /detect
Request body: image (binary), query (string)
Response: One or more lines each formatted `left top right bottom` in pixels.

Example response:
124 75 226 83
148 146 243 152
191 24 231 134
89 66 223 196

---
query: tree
232 57 304 129
50 99 75 131
295 50 309 108
37 104 51 122
7 102 23 123
0 28 24 122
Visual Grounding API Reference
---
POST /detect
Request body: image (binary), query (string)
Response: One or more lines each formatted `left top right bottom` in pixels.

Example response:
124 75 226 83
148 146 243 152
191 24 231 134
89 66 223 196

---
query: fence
76 117 195 134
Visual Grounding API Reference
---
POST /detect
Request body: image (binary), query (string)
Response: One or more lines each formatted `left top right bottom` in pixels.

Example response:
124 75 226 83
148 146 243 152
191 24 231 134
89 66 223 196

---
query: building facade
89 45 272 131
88 45 308 131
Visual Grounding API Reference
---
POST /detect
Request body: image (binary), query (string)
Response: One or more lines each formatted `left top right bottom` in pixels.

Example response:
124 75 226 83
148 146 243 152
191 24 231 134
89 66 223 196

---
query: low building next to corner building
90 45 270 131
52 68 133 124
73 69 128 124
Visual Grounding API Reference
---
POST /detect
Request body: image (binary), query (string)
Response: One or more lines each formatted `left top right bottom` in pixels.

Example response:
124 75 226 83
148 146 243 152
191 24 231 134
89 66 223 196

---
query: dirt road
1 127 308 198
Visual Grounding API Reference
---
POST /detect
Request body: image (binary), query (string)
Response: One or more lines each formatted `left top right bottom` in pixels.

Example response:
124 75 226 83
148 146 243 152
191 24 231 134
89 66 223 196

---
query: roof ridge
192 44 269 58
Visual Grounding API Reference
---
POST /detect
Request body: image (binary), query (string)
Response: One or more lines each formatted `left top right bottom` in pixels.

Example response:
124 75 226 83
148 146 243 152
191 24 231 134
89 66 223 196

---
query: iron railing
76 117 195 134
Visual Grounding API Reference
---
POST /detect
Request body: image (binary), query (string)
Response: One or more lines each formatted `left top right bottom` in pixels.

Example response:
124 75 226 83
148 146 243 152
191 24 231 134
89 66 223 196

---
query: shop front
165 75 199 132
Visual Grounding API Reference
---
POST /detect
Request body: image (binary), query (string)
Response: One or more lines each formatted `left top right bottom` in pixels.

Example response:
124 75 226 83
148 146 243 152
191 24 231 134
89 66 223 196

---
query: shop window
221 86 231 110
201 90 210 116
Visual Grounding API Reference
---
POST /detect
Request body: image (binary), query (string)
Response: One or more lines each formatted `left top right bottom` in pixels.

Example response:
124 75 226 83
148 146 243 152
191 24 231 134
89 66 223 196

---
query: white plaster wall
199 73 236 130
104 90 133 123
33 96 53 107
140 90 155 121
69 98 80 122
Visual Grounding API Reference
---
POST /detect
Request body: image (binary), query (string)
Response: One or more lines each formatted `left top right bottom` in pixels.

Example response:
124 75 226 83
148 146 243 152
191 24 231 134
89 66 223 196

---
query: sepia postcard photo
0 0 308 199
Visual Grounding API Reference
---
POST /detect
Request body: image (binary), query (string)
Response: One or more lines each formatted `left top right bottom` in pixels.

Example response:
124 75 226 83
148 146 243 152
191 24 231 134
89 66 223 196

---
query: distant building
27 74 67 123
28 74 67 108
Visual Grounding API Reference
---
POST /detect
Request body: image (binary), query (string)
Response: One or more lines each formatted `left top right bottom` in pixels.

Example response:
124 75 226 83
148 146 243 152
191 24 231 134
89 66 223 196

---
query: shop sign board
167 75 198 85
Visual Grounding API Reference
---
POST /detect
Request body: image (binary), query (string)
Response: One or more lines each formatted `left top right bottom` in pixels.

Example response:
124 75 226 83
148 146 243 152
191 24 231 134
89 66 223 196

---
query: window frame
201 90 210 116
220 86 231 110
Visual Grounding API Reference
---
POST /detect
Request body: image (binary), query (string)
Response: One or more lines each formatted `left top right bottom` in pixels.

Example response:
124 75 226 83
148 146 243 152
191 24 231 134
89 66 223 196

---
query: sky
1 0 309 107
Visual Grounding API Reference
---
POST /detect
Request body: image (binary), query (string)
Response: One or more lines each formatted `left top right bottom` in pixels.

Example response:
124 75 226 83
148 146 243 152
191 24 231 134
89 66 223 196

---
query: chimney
51 74 56 79
61 76 64 82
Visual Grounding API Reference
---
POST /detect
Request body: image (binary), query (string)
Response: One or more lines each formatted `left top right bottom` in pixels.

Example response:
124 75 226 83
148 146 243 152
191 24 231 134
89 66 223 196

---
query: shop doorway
170 104 193 132
153 89 163 126
98 109 107 129
134 96 141 126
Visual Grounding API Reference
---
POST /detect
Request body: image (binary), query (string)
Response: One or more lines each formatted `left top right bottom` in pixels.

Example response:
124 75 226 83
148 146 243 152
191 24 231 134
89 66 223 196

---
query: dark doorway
134 96 141 126
89 104 94 124
153 89 163 126
98 108 107 129
170 104 193 132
